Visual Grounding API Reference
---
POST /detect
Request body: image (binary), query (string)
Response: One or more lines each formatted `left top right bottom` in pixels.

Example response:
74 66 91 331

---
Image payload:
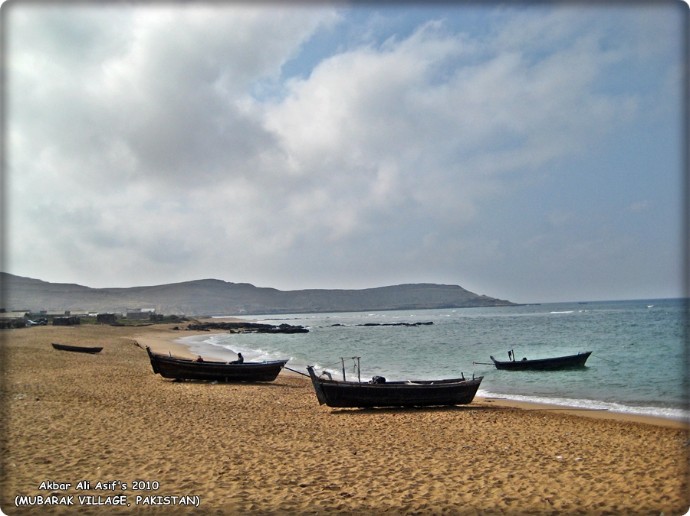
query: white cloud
257 15 639 245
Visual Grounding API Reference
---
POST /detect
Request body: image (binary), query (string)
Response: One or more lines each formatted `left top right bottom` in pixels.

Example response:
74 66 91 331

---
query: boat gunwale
310 377 482 388
146 348 288 368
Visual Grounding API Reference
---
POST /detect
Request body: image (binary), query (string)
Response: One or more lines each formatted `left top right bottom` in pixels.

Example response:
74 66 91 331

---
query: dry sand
1 323 688 515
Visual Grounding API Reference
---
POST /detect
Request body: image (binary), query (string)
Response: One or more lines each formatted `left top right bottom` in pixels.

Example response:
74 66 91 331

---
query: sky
2 2 687 304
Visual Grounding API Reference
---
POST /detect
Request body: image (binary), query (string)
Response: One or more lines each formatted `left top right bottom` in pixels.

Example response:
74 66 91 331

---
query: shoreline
1 322 688 514
137 327 688 430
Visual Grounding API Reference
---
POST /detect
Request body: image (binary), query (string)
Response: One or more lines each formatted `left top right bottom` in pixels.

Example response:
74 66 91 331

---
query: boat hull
146 347 288 382
307 366 482 408
52 343 103 354
490 351 592 371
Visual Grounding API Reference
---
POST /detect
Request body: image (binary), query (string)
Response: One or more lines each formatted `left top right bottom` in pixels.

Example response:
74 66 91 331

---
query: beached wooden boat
489 351 592 371
51 342 103 354
146 347 288 382
306 365 483 408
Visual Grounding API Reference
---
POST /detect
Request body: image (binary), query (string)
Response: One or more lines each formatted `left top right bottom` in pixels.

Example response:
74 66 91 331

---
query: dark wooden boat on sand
52 342 103 354
489 350 592 371
146 347 288 382
306 365 483 408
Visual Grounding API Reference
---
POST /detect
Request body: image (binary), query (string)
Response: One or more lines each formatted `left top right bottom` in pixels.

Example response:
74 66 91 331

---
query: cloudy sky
3 2 686 303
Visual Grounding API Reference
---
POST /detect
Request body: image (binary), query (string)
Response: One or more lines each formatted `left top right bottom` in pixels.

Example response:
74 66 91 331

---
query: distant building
53 316 80 326
96 313 117 324
126 308 156 320
0 311 29 319
0 311 29 329
38 310 75 318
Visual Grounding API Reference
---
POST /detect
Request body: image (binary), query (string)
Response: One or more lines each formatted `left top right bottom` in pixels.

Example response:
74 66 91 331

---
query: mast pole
341 357 346 381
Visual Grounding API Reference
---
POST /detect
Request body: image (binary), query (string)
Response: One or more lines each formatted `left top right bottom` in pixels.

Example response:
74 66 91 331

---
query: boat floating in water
488 350 592 371
306 357 483 408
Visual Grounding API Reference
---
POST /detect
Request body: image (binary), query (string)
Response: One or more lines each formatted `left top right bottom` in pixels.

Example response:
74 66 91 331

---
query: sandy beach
1 322 688 515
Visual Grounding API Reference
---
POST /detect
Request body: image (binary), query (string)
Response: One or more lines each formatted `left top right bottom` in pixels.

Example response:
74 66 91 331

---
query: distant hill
0 273 515 316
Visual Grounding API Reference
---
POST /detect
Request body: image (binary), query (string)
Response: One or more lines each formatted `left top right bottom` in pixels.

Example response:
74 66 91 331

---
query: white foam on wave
478 389 689 422
180 333 295 363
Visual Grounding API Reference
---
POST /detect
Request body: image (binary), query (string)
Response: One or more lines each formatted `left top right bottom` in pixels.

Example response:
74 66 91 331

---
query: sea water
179 298 689 421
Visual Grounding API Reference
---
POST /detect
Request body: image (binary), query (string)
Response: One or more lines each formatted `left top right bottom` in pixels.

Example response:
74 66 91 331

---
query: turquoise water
180 298 688 421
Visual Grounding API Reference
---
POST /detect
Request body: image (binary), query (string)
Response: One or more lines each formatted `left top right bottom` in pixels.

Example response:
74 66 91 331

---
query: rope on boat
591 354 620 365
284 366 310 377
472 362 494 366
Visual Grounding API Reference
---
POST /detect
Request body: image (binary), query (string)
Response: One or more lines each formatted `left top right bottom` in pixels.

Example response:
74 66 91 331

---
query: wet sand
1 323 688 514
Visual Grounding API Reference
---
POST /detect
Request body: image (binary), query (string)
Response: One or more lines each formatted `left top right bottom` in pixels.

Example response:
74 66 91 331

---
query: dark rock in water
186 321 308 333
357 321 434 327
274 323 310 334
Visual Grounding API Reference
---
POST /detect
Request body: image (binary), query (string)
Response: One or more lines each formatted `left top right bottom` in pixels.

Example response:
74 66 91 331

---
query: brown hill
0 273 515 316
